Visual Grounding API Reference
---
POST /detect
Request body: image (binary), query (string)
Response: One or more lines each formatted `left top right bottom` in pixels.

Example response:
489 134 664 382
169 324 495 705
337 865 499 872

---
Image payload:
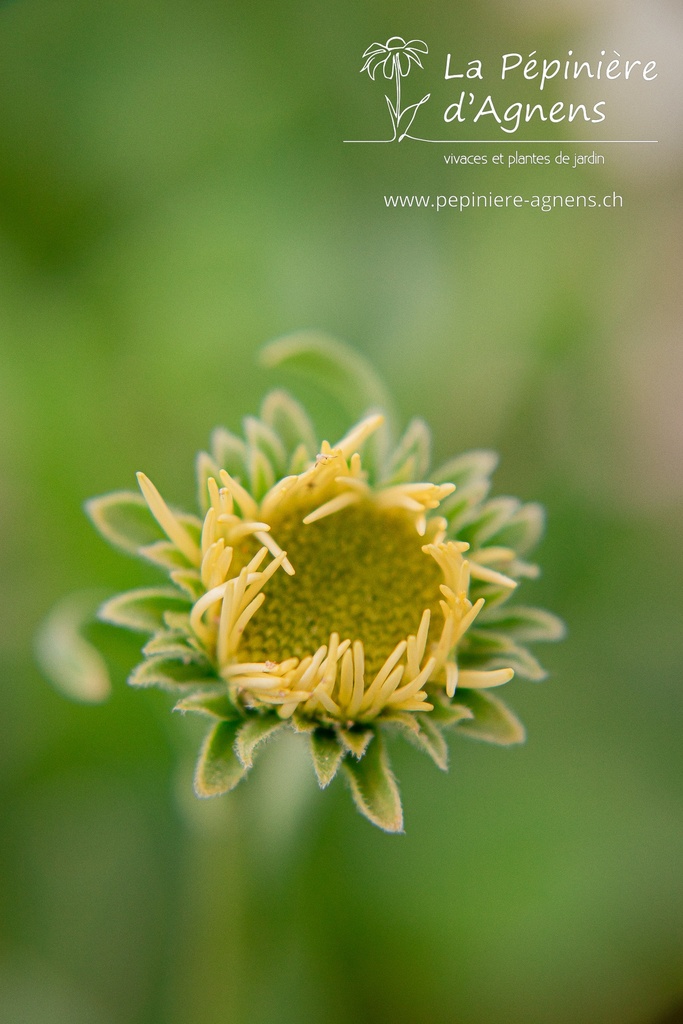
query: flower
83 341 563 832
361 37 428 80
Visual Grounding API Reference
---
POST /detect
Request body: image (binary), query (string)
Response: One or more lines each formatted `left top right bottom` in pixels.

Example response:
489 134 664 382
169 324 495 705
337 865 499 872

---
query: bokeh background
1 1 682 1022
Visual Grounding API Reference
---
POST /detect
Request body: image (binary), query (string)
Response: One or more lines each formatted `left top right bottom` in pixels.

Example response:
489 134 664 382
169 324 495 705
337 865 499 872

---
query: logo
359 37 431 142
348 37 658 144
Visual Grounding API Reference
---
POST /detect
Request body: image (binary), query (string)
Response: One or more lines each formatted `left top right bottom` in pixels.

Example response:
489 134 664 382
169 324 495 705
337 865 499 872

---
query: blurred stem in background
170 735 320 1024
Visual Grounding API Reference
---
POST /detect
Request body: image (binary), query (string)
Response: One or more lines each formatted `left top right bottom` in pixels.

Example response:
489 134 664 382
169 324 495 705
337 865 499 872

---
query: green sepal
244 416 287 476
288 442 312 474
338 726 374 759
176 513 203 548
175 690 242 720
128 655 218 690
196 451 222 512
484 502 545 556
86 491 164 555
457 497 521 548
432 449 499 489
290 710 317 733
248 446 275 502
162 610 193 633
462 630 547 681
441 479 492 529
169 569 204 600
410 714 449 771
234 715 286 768
210 427 248 480
194 720 248 797
504 557 541 580
260 389 318 460
142 630 206 660
453 690 526 745
467 580 517 612
469 552 539 590
342 730 404 833
385 418 431 483
477 605 566 643
139 541 192 570
429 691 475 726
309 729 344 788
98 588 191 633
384 712 448 770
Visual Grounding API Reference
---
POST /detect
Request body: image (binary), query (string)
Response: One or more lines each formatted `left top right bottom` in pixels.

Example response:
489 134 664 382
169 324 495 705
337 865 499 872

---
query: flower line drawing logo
360 37 431 142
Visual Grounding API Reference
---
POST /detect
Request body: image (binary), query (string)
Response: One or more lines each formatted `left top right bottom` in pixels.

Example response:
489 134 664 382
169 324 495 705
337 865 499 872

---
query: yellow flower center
140 417 491 721
239 502 443 677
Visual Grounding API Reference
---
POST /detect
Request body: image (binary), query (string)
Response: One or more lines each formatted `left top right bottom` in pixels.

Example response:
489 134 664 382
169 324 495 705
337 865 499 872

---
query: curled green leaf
86 491 164 555
36 590 112 703
260 331 396 472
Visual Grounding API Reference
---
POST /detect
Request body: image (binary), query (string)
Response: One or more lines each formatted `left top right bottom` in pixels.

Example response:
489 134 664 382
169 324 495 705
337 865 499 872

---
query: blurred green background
1 1 682 1022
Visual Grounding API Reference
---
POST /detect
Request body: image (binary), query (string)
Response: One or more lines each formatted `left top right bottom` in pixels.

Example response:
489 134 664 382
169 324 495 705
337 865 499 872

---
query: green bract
56 337 565 831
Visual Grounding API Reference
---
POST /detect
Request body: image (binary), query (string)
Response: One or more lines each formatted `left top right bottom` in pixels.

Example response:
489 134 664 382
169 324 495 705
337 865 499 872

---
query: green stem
169 735 320 1024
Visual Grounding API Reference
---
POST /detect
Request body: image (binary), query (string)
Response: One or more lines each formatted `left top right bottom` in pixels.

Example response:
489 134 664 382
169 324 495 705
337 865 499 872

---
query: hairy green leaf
290 711 317 734
457 497 522 548
196 451 222 513
467 580 518 612
412 714 449 770
462 629 547 681
310 729 344 787
485 502 545 555
478 605 566 642
210 428 248 480
235 715 286 768
386 418 431 483
338 726 373 758
142 630 205 659
432 450 498 488
343 731 403 832
429 695 475 728
454 690 526 745
244 416 287 476
260 389 318 459
129 655 218 690
384 712 448 770
175 691 241 720
194 720 247 797
139 540 191 570
86 491 163 555
441 479 492 528
288 442 312 474
98 588 191 633
169 569 204 600
248 446 276 502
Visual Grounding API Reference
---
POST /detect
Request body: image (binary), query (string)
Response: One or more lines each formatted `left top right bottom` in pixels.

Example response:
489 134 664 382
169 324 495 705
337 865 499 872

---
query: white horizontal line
343 139 659 144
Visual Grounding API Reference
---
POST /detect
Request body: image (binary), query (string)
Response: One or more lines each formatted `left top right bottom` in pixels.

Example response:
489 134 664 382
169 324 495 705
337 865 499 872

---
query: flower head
361 37 428 80
81 339 563 832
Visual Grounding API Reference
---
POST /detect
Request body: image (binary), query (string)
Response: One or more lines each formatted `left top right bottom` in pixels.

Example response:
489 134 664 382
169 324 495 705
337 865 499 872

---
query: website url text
384 192 623 212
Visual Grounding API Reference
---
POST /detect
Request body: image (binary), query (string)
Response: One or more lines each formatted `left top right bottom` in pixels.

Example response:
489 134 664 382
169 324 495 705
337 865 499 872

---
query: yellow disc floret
131 415 511 725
